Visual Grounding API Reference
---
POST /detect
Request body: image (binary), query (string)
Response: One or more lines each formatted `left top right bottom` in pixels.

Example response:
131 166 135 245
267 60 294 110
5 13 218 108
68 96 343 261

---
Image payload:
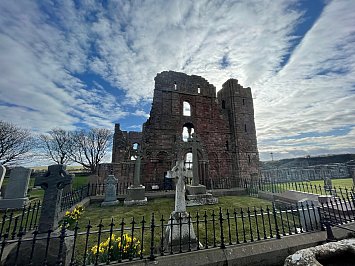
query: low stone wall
109 223 355 266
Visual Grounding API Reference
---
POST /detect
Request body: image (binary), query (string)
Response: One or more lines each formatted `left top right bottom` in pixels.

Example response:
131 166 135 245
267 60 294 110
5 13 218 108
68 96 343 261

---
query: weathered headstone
164 161 199 251
0 164 6 197
297 199 320 231
0 166 31 209
185 135 217 206
5 165 74 265
101 174 119 206
34 164 73 233
324 176 334 195
124 149 147 206
274 190 319 208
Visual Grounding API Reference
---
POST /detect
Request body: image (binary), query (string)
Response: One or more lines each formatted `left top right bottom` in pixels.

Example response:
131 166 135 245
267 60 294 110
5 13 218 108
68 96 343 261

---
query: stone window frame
183 101 191 116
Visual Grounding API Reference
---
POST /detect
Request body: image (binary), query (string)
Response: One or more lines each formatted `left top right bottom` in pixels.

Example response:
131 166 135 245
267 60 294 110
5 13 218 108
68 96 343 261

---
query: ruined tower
99 71 260 189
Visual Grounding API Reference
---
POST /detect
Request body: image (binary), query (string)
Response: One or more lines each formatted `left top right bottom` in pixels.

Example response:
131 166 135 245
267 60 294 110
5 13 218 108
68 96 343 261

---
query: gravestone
35 164 73 233
124 149 147 206
101 174 119 206
164 161 199 252
324 176 334 195
185 135 217 206
274 190 320 208
5 164 74 265
297 199 320 231
0 164 5 197
0 166 31 209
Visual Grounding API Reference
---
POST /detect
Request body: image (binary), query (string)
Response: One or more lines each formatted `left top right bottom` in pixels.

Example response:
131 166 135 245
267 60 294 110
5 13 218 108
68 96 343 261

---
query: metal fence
241 178 355 197
0 201 41 241
2 198 351 265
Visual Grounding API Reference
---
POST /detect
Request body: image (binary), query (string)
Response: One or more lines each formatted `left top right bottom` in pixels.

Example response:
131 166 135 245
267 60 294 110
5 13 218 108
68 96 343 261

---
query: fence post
324 220 336 242
149 213 156 260
272 203 281 239
219 208 225 249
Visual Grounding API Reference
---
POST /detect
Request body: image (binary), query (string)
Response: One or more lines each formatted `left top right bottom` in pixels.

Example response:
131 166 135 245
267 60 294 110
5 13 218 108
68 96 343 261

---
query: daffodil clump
61 205 84 228
87 234 142 263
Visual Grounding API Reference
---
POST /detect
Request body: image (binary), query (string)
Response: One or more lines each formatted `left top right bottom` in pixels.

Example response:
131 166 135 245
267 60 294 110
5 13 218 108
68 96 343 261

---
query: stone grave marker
101 174 119 206
297 199 320 231
124 149 147 206
0 164 5 197
274 190 319 208
5 164 74 265
164 160 199 251
185 134 217 206
0 166 31 209
324 177 334 195
34 164 73 233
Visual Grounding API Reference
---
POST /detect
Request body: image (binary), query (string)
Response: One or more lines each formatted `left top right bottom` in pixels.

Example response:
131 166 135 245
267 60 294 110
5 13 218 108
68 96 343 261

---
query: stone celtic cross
170 160 188 213
187 133 200 186
35 164 73 233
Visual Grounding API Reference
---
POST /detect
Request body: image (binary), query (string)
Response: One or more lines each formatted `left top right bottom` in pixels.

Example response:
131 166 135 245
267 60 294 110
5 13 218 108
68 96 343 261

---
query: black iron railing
0 200 338 265
0 201 41 241
241 178 355 197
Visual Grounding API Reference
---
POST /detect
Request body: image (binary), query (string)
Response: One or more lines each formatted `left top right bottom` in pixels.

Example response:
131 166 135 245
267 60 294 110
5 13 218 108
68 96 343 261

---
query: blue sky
0 0 354 162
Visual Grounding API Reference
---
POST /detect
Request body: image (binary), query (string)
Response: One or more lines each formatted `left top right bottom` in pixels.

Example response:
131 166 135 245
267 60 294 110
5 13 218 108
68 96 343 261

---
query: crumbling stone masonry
99 71 260 189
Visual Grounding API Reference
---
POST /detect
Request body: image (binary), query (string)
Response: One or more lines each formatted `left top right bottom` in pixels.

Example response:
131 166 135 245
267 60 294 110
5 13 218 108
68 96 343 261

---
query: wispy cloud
0 0 354 161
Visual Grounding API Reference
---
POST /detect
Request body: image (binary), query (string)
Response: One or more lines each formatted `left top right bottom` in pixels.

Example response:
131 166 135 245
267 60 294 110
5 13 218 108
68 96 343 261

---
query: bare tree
0 120 33 165
39 128 72 164
69 128 112 173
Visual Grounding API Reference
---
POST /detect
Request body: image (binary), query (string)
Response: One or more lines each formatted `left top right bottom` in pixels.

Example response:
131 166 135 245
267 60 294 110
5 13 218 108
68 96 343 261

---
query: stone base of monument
101 199 120 206
186 185 218 206
186 193 218 206
124 185 147 206
186 184 207 195
163 211 201 252
0 197 28 209
4 229 74 266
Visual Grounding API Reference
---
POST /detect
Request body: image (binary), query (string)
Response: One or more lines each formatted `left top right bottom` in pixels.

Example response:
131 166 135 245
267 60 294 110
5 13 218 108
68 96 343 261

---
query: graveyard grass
72 196 281 263
27 174 89 202
270 178 353 192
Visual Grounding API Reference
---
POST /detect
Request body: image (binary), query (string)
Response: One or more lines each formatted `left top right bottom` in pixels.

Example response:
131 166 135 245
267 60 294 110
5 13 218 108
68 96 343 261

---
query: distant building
99 71 260 189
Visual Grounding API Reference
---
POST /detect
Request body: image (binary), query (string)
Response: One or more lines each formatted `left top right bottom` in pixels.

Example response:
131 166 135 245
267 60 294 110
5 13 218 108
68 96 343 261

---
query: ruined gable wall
142 71 232 187
217 79 260 180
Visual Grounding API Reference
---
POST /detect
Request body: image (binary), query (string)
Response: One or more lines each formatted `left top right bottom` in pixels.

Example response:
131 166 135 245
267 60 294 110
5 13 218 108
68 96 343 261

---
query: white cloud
0 0 354 162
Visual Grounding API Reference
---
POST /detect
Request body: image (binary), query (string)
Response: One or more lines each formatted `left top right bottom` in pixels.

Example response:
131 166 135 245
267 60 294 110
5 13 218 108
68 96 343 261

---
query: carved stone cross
187 133 200 186
170 160 188 212
35 164 73 233
132 149 143 187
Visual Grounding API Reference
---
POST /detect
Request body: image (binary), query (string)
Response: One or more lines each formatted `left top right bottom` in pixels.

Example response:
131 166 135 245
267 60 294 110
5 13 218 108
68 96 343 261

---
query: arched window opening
226 141 229 151
222 100 226 109
248 154 251 164
182 122 195 142
183 101 191 116
243 98 245 105
185 152 193 170
244 124 247 132
132 143 139 150
197 86 201 94
174 81 177 90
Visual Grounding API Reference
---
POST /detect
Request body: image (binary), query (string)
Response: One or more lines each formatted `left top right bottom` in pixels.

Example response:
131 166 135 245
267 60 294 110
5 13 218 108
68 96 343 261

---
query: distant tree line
0 120 112 174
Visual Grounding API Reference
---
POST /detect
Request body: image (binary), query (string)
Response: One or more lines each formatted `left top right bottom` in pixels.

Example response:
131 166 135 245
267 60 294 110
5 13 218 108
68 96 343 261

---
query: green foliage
87 234 142 263
61 205 84 228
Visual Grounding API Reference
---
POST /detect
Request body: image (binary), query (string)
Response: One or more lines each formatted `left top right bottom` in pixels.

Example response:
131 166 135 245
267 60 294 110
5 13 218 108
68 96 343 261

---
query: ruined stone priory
99 71 260 189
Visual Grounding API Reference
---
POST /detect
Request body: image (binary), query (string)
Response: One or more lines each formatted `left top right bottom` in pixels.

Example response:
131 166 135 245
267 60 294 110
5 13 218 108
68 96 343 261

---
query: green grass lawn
70 195 297 264
262 178 354 195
